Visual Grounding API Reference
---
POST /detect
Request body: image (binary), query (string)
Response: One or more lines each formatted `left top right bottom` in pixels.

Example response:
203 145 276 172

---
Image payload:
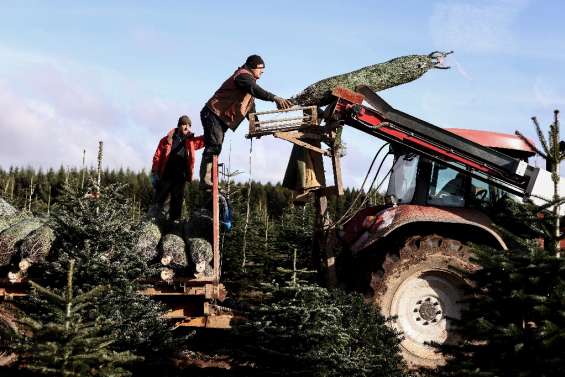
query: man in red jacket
150 115 204 221
199 54 293 189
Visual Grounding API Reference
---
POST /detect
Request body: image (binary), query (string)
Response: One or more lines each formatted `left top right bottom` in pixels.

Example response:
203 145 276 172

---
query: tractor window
427 162 465 207
469 178 492 208
386 153 419 204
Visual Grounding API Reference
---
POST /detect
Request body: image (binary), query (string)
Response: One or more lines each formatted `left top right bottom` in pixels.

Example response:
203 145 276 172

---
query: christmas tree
26 182 177 363
12 260 141 376
228 252 409 377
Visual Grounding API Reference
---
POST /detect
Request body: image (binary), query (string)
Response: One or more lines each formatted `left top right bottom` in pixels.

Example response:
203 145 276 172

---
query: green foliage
439 239 565 377
13 261 141 376
221 203 316 303
26 182 177 361
40 183 150 288
229 283 409 377
436 181 565 377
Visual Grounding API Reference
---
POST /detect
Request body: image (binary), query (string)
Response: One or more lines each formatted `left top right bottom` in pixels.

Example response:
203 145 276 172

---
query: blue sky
1 0 564 187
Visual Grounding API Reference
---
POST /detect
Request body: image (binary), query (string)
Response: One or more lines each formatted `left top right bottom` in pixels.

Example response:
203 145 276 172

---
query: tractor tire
370 234 476 368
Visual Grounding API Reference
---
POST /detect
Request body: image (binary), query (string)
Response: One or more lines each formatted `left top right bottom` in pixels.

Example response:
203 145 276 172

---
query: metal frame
247 106 345 197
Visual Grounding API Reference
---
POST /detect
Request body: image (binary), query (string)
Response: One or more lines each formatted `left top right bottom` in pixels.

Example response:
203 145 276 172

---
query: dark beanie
177 115 191 127
245 54 265 68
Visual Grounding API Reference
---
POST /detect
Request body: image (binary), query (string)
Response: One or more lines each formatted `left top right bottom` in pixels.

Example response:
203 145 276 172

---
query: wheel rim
390 269 465 363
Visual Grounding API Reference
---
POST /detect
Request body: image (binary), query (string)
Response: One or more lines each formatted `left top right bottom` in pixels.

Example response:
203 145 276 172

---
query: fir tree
228 252 409 377
439 233 565 377
27 182 177 362
12 260 141 376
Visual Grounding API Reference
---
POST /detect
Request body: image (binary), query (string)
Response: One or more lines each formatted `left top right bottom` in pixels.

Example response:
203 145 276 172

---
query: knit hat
245 54 265 68
177 115 191 127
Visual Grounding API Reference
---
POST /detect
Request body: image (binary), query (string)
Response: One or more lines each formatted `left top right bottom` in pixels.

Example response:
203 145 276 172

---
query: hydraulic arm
247 86 561 207
328 86 560 205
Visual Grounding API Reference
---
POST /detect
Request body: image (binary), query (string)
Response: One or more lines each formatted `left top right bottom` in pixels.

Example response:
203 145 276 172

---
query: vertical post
310 134 338 288
212 155 220 284
313 192 338 288
330 126 344 196
80 149 86 191
552 110 560 256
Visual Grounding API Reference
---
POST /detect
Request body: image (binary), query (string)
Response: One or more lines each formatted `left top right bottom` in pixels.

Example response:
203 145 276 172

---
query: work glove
150 173 160 189
274 96 294 110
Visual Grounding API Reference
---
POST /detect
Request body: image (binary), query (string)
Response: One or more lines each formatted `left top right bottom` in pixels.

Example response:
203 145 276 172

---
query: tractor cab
385 129 537 210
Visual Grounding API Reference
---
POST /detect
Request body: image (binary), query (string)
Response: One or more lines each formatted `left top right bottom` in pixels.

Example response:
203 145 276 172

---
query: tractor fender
346 205 507 254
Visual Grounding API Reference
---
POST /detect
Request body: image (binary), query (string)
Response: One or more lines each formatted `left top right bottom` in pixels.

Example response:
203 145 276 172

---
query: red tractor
340 129 535 367
248 86 554 368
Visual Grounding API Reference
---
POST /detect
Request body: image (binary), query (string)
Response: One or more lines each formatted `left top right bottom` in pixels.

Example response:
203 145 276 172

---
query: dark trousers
201 106 229 162
153 178 186 221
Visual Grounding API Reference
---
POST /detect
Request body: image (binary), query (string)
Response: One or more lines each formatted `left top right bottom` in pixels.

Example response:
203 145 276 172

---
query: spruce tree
27 182 177 362
439 231 565 377
12 260 141 376
228 252 409 377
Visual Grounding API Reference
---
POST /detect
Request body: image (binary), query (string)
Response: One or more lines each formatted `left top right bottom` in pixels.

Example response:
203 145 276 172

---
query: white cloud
0 48 193 173
0 47 304 183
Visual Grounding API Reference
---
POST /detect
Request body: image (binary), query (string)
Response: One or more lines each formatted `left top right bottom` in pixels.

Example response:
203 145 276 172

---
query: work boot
199 159 213 190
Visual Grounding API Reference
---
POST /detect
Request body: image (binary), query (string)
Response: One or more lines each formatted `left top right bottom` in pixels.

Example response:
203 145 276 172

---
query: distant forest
0 165 382 221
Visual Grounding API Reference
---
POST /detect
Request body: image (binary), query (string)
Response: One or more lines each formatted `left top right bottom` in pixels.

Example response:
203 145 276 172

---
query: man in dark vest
150 115 205 220
199 54 293 188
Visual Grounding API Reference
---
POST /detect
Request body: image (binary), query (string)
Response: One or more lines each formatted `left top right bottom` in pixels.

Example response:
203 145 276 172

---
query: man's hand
274 96 294 110
150 173 160 189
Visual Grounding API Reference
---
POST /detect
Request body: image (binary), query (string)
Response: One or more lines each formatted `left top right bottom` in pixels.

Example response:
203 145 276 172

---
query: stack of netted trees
0 199 51 282
0 197 214 283
136 208 214 282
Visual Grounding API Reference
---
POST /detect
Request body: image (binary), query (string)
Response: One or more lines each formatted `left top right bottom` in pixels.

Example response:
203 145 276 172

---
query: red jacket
152 129 205 181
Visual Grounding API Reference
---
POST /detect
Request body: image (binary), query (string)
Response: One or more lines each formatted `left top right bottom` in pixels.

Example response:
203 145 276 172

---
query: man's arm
192 135 205 150
234 73 276 101
235 73 293 109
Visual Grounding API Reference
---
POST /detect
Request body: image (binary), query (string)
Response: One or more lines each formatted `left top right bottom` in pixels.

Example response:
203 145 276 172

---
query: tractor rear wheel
371 234 475 368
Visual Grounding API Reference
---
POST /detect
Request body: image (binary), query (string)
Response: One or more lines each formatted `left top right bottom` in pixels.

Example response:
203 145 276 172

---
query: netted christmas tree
11 260 141 376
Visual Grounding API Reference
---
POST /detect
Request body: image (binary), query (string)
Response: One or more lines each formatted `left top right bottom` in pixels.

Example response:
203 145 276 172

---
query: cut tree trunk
291 52 451 106
160 233 188 270
0 218 43 267
194 263 213 279
160 267 175 282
